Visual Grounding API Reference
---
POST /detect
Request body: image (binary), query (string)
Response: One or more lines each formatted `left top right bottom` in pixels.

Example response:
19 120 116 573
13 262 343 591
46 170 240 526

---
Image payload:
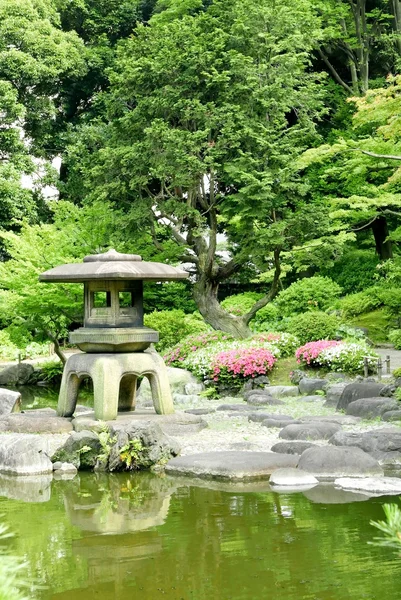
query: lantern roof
39 249 189 283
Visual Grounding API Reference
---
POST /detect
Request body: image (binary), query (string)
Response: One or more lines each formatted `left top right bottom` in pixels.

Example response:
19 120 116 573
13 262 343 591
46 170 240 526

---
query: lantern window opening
92 291 112 308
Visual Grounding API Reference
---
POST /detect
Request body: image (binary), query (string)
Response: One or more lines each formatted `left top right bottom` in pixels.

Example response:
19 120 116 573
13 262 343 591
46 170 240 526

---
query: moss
269 357 299 386
349 308 391 344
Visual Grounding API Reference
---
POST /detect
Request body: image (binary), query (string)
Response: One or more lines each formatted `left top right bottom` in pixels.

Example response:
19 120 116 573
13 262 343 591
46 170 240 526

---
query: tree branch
317 47 353 94
243 249 281 324
353 148 401 160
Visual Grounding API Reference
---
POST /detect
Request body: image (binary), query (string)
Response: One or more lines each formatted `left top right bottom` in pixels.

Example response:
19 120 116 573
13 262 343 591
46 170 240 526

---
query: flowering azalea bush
253 332 299 357
211 347 277 389
296 340 378 374
163 331 234 366
296 340 341 366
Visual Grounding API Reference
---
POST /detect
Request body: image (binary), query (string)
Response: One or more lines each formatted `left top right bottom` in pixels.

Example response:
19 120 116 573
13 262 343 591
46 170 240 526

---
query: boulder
270 467 318 487
52 430 102 469
53 462 78 475
185 408 215 415
297 446 383 480
104 422 179 472
297 395 325 403
0 363 34 386
165 451 299 481
173 393 201 405
271 441 317 455
0 433 68 475
137 367 202 402
298 378 328 394
336 382 386 411
299 415 361 426
248 413 294 423
184 382 205 395
0 413 73 434
243 389 272 401
324 383 348 407
217 404 255 412
246 395 284 406
330 428 401 454
289 370 305 385
265 386 299 398
279 422 341 441
0 388 21 415
334 477 401 496
382 410 401 422
262 419 302 428
346 397 399 419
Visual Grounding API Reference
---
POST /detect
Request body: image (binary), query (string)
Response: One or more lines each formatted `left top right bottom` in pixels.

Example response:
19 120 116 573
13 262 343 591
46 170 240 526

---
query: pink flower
295 340 340 366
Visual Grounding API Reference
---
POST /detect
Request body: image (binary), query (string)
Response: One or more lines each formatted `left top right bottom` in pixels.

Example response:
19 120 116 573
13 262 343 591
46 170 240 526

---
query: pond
0 471 400 600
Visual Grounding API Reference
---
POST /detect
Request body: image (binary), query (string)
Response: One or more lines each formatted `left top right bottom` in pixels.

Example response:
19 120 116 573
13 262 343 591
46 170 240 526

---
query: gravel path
377 348 401 372
174 397 390 456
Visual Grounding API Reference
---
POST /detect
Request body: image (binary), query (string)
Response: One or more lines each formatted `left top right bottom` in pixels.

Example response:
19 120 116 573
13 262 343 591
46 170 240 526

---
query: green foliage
392 367 401 378
221 293 263 316
339 288 383 318
36 360 64 384
274 277 342 317
144 282 196 313
251 303 280 332
119 439 145 470
349 309 391 344
371 503 401 553
321 250 380 294
144 310 210 353
389 330 401 350
0 523 34 600
286 311 340 344
163 330 234 366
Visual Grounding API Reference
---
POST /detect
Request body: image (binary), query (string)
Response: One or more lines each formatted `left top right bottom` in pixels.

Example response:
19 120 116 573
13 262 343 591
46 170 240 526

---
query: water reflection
0 473 52 502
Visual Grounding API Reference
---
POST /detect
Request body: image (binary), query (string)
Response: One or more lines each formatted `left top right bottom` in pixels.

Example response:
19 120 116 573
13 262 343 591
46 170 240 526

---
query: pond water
0 471 400 600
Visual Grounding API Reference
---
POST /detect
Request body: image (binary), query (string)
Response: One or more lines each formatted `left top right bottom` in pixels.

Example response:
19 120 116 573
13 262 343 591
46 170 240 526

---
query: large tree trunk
193 279 252 338
372 216 393 259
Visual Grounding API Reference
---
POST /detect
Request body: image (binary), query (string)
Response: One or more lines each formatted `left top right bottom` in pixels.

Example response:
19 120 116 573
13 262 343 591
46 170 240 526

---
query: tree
67 0 327 338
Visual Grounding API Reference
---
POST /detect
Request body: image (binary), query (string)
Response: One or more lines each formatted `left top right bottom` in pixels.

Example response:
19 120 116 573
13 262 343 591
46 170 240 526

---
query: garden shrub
37 360 64 384
388 329 401 350
221 292 263 316
163 331 234 366
295 340 378 374
0 330 19 360
274 276 342 317
211 347 277 391
252 332 300 357
335 324 366 341
321 249 380 294
286 311 340 344
392 366 401 378
339 287 383 318
144 310 210 352
251 303 280 331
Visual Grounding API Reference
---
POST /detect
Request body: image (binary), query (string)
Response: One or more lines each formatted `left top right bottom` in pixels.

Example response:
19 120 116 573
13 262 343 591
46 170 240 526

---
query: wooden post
363 356 369 378
386 354 391 374
377 358 383 380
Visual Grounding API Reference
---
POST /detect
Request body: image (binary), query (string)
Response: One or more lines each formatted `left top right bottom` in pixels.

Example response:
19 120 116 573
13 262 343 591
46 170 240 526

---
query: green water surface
0 472 400 600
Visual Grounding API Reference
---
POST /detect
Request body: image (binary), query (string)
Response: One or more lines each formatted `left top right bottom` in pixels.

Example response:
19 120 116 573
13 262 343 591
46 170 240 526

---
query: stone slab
0 413 73 434
335 476 401 496
165 451 299 481
0 433 69 475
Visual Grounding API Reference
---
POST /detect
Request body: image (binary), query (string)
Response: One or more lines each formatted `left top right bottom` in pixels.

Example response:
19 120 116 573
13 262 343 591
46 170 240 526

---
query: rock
0 473 52 502
185 408 215 415
382 410 401 422
173 393 201 405
106 421 180 472
137 367 202 402
165 451 299 481
246 395 284 406
248 413 294 423
299 415 361 426
217 404 255 412
370 451 401 472
270 467 318 487
326 372 349 382
279 422 341 441
52 430 102 469
0 388 21 415
330 428 401 454
250 375 270 387
262 419 302 428
324 383 348 407
346 397 399 419
334 477 401 496
298 446 383 480
337 382 386 411
303 484 372 504
243 389 272 401
184 382 205 395
54 462 78 475
265 386 299 398
298 378 328 394
21 408 57 417
0 433 69 475
379 384 397 397
271 441 317 455
52 461 63 470
0 364 34 386
0 413 73 434
297 395 325 403
289 370 305 385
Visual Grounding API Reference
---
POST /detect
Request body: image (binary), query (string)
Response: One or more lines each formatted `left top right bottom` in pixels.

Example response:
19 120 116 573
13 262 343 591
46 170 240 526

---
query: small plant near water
371 504 401 553
119 439 145 469
0 522 35 600
97 428 117 466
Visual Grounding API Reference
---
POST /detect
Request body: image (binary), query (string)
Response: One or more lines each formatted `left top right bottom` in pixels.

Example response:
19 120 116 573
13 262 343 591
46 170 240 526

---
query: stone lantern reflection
39 249 189 420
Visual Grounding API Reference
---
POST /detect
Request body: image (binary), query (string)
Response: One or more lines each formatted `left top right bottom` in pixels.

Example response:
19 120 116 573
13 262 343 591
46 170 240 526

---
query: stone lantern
39 249 189 421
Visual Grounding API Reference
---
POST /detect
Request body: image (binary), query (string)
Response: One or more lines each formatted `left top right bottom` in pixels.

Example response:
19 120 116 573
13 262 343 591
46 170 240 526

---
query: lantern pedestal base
57 350 174 421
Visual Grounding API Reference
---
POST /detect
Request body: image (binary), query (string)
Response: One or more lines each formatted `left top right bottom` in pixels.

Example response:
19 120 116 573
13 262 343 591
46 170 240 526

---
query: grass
350 308 391 345
269 357 298 385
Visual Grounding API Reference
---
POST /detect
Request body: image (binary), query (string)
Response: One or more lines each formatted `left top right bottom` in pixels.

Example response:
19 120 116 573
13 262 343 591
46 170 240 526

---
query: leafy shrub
392 367 401 378
335 324 366 340
221 292 263 316
144 310 210 352
296 340 341 367
321 249 380 294
37 360 64 384
163 331 234 366
144 281 196 314
252 332 300 357
286 311 340 344
388 329 401 350
296 340 378 374
274 276 342 317
251 303 280 331
339 288 383 318
211 347 277 390
377 287 401 318
0 330 19 360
